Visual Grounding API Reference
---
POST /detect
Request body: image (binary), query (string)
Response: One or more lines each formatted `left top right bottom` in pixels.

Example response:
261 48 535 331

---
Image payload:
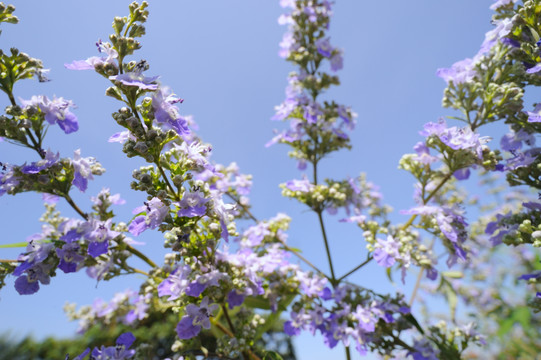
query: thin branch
317 209 336 283
221 305 236 334
337 256 373 282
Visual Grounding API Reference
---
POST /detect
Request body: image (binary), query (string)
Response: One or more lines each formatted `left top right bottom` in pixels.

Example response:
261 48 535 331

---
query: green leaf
513 306 532 330
386 267 393 283
244 296 272 310
497 317 515 338
496 307 532 338
286 246 302 253
441 271 463 279
0 241 27 248
264 351 284 360
404 313 424 335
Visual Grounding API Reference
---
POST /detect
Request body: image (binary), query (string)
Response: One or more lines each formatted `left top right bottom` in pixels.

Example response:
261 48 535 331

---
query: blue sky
0 1 500 359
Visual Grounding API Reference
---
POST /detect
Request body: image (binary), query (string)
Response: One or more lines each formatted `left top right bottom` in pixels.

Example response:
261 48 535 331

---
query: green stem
63 194 88 220
337 256 373 282
126 244 158 268
317 209 336 283
221 305 236 334
345 345 352 360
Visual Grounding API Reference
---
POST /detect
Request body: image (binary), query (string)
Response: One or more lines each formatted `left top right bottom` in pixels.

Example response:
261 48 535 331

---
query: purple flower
151 87 189 135
284 310 310 336
209 190 235 242
479 17 514 54
86 257 113 281
91 332 136 360
413 142 438 164
330 51 343 71
42 193 60 204
175 141 215 172
65 40 118 71
56 242 85 273
176 297 219 339
20 149 59 174
453 168 470 180
158 265 191 301
500 129 535 151
285 177 313 192
227 290 245 309
373 235 400 268
72 149 96 192
420 120 489 159
125 294 150 324
353 304 381 333
108 130 134 144
91 188 126 207
128 197 169 236
20 95 79 134
315 38 333 58
109 64 159 90
14 262 53 295
177 189 208 217
526 104 541 123
186 270 227 297
490 0 517 10
80 218 120 257
436 58 476 84
296 271 328 297
0 164 19 196
408 338 440 360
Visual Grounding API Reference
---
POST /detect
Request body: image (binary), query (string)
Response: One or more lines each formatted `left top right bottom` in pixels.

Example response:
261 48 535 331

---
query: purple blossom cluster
268 0 356 164
11 189 126 295
0 148 101 195
72 289 150 333
436 14 514 85
67 332 136 360
20 95 79 134
283 282 412 355
402 204 468 267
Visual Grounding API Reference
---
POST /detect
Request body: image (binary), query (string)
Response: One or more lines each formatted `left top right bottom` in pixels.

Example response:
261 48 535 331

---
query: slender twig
317 209 336 282
225 192 257 222
337 256 373 282
0 259 22 263
221 305 236 334
409 268 424 307
63 194 88 220
345 345 352 360
126 244 158 268
130 267 149 277
409 239 435 307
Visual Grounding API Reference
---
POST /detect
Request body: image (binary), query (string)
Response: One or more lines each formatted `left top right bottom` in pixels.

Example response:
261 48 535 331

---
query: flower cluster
3 0 541 359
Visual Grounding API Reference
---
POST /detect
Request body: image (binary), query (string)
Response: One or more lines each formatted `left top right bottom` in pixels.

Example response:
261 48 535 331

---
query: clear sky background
0 1 501 359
